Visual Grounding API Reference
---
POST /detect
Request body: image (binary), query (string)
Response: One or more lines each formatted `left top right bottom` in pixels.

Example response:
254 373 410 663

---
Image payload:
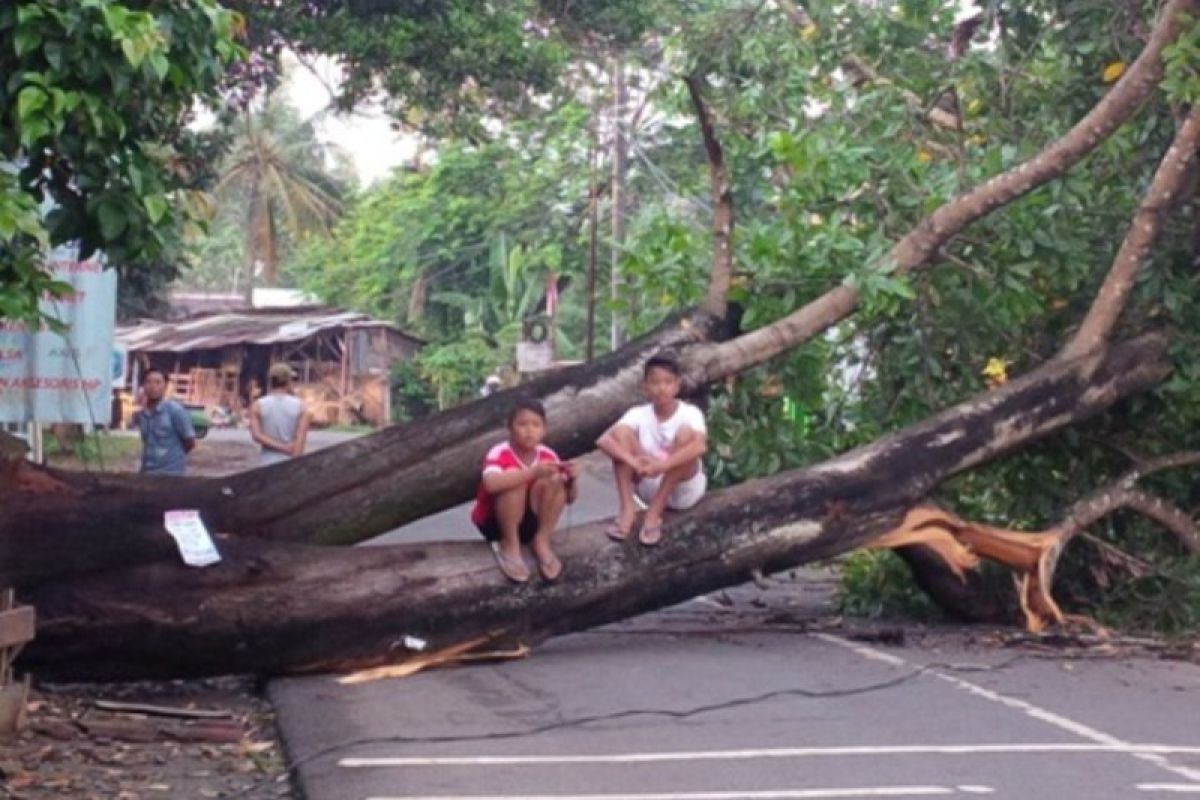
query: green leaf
97 202 128 240
120 38 142 67
14 26 42 57
143 194 168 224
16 85 47 121
149 52 169 82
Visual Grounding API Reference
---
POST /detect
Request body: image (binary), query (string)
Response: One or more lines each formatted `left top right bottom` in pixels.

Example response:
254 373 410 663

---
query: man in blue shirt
134 368 196 475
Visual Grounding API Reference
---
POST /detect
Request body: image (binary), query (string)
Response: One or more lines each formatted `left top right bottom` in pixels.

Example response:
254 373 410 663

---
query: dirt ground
4 430 296 800
42 431 261 475
1 678 291 800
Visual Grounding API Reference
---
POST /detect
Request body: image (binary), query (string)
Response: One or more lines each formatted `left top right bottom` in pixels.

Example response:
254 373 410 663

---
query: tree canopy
282 0 1200 627
0 0 242 322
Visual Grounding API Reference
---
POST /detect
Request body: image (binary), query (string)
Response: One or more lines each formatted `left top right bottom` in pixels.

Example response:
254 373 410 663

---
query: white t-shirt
616 401 707 459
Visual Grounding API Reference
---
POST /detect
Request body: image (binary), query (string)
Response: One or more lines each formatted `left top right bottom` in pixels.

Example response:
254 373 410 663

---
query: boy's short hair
506 398 547 426
143 367 168 382
644 351 681 378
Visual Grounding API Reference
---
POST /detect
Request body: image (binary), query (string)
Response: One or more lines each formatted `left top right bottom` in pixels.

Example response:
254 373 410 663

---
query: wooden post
27 423 43 465
0 589 34 736
340 332 351 424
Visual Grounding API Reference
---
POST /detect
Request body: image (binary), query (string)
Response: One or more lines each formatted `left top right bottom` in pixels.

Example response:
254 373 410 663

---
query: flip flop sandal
605 521 633 542
638 522 663 546
490 543 531 583
537 554 563 582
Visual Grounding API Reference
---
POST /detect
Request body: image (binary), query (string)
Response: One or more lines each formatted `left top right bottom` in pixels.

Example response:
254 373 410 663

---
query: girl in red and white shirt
472 399 579 582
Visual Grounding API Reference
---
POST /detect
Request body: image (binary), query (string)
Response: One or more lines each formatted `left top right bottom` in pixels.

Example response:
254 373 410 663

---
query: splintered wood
870 505 1080 634
337 635 530 685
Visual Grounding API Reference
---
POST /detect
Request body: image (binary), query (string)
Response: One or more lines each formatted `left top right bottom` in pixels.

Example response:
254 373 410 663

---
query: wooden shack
115 308 424 428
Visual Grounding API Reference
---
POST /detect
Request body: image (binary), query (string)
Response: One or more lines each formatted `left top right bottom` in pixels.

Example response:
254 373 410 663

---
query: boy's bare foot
537 553 563 581
531 542 563 581
638 517 663 546
491 543 530 583
606 508 638 541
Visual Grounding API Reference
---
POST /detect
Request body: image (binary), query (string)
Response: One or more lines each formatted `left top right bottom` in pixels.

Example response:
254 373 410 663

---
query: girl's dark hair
507 398 547 425
644 351 681 378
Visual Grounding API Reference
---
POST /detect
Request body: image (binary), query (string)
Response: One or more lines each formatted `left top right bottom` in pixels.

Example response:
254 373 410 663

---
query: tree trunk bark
20 333 1168 680
685 75 733 318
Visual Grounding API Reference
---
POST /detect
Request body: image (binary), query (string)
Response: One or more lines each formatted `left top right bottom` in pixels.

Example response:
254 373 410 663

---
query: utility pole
610 57 628 351
586 124 599 362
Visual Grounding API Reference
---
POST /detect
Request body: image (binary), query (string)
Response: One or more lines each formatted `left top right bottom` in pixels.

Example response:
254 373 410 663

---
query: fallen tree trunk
1 314 726 589
21 333 1168 680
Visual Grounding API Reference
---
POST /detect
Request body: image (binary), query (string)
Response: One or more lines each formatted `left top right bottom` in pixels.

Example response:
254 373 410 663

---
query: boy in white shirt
596 352 707 545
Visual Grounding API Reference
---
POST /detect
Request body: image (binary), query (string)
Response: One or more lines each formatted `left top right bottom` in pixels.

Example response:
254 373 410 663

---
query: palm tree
215 96 346 296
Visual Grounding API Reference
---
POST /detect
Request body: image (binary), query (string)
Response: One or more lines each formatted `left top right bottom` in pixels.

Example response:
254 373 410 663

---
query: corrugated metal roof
116 309 423 353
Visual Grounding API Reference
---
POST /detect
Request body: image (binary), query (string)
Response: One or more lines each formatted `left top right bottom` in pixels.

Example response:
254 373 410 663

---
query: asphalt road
271 580 1200 800
261 435 1200 800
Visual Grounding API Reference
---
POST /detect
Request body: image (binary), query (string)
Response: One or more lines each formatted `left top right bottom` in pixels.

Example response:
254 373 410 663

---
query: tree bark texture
685 75 734 318
20 333 1169 680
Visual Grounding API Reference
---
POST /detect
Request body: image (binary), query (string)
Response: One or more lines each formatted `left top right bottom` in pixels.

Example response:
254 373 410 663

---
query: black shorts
476 508 540 543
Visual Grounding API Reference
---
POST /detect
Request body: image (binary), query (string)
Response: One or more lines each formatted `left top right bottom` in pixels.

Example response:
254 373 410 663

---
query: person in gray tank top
250 363 311 466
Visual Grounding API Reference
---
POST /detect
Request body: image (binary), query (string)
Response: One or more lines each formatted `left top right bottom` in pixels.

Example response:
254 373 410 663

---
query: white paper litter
164 510 222 567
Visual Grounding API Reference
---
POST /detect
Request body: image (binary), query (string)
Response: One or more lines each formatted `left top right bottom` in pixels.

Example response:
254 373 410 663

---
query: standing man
250 363 310 466
135 368 196 475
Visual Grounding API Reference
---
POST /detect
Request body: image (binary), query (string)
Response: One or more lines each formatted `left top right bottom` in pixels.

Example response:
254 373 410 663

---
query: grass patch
45 431 142 471
323 424 375 434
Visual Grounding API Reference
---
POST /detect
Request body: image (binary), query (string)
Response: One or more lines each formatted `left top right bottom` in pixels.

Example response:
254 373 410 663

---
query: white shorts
636 469 707 510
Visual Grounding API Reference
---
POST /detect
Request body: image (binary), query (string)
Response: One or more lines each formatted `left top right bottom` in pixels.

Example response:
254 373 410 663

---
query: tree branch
694 0 1197 380
1060 487 1200 552
1062 106 1200 358
685 75 734 318
1057 450 1200 551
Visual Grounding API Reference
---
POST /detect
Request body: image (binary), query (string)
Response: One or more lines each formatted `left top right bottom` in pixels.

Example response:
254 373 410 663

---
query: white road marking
364 788 978 800
340 743 1200 768
815 633 1200 784
1138 786 1200 794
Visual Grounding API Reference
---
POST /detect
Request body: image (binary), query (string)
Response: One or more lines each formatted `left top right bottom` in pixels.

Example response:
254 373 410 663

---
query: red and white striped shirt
470 441 561 525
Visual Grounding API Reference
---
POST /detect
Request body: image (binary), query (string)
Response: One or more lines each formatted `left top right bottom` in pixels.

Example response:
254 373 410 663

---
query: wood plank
93 699 234 720
0 606 35 649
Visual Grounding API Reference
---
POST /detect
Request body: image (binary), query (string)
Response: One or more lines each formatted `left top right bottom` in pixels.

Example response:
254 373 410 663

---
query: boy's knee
666 457 701 481
532 476 565 498
613 426 639 448
672 427 698 448
496 484 529 505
